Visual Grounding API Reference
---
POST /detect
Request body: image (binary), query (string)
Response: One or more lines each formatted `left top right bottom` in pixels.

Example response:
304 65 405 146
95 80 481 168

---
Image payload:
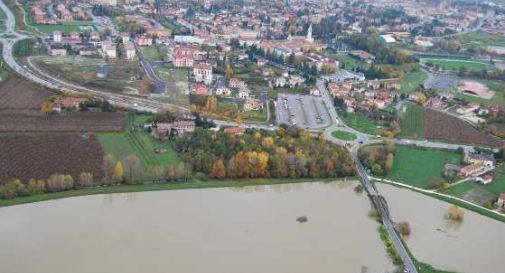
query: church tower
306 23 314 43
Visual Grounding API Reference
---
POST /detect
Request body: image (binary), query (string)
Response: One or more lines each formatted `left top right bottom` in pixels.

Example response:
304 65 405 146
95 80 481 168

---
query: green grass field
421 57 496 72
398 102 425 140
386 146 463 189
334 53 369 71
97 131 180 170
32 22 96 34
400 71 427 94
342 112 378 135
331 130 357 140
142 45 166 61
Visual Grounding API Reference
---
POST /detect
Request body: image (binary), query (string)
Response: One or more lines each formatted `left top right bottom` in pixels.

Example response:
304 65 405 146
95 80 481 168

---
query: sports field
398 102 425 140
421 57 496 72
32 21 96 34
386 146 463 189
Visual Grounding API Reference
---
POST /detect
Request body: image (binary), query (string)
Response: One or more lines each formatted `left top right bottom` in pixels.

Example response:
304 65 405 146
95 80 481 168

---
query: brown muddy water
0 181 394 273
378 183 505 273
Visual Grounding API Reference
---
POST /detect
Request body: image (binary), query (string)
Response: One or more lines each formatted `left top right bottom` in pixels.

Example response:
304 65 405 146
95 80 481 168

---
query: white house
101 41 117 58
193 63 213 85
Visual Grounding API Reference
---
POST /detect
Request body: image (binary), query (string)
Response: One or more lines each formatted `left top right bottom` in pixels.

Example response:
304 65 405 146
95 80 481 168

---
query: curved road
0 0 189 113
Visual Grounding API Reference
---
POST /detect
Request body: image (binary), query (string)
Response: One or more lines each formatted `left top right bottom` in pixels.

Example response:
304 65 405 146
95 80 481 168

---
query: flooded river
378 183 505 273
0 181 393 273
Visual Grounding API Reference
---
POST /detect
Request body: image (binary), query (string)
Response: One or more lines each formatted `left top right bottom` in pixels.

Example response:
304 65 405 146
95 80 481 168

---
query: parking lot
275 93 331 130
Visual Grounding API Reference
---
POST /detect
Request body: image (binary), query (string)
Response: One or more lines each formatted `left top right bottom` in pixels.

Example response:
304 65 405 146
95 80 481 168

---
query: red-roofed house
224 127 245 135
193 84 210 96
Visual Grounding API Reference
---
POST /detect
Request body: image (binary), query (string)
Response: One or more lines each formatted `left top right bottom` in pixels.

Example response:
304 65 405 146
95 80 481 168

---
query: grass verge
0 177 339 207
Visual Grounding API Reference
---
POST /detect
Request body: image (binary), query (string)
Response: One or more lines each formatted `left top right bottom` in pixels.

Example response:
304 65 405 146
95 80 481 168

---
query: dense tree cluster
343 35 415 65
174 128 355 179
358 141 396 176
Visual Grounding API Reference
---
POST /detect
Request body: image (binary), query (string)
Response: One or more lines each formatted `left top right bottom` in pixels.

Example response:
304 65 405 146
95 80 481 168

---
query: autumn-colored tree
0 179 28 199
148 165 165 181
47 174 65 192
417 93 427 105
102 154 116 184
40 101 53 115
63 175 74 190
210 159 226 179
256 151 269 177
112 162 124 184
78 172 94 188
384 153 394 174
261 137 274 148
124 155 143 184
445 205 464 222
225 65 234 79
206 96 218 112
167 164 176 182
27 178 46 195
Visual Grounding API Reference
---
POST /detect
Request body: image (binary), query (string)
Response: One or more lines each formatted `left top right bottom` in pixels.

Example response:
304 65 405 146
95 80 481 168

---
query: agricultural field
342 112 378 135
331 130 357 141
399 71 427 94
0 134 105 183
0 112 126 132
420 57 496 72
398 102 425 140
0 77 52 110
386 145 463 189
97 131 180 171
425 109 504 147
32 56 144 94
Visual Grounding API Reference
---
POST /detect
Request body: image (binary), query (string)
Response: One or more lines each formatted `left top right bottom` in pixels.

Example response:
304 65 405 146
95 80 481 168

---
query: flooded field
0 181 393 273
378 183 505 273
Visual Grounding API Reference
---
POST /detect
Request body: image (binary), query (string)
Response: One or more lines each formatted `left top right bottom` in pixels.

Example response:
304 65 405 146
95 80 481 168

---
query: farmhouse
459 162 486 178
52 97 88 112
224 127 245 135
149 120 196 139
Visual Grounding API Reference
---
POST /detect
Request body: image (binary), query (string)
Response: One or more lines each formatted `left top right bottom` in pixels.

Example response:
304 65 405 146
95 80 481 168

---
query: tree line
174 127 355 179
